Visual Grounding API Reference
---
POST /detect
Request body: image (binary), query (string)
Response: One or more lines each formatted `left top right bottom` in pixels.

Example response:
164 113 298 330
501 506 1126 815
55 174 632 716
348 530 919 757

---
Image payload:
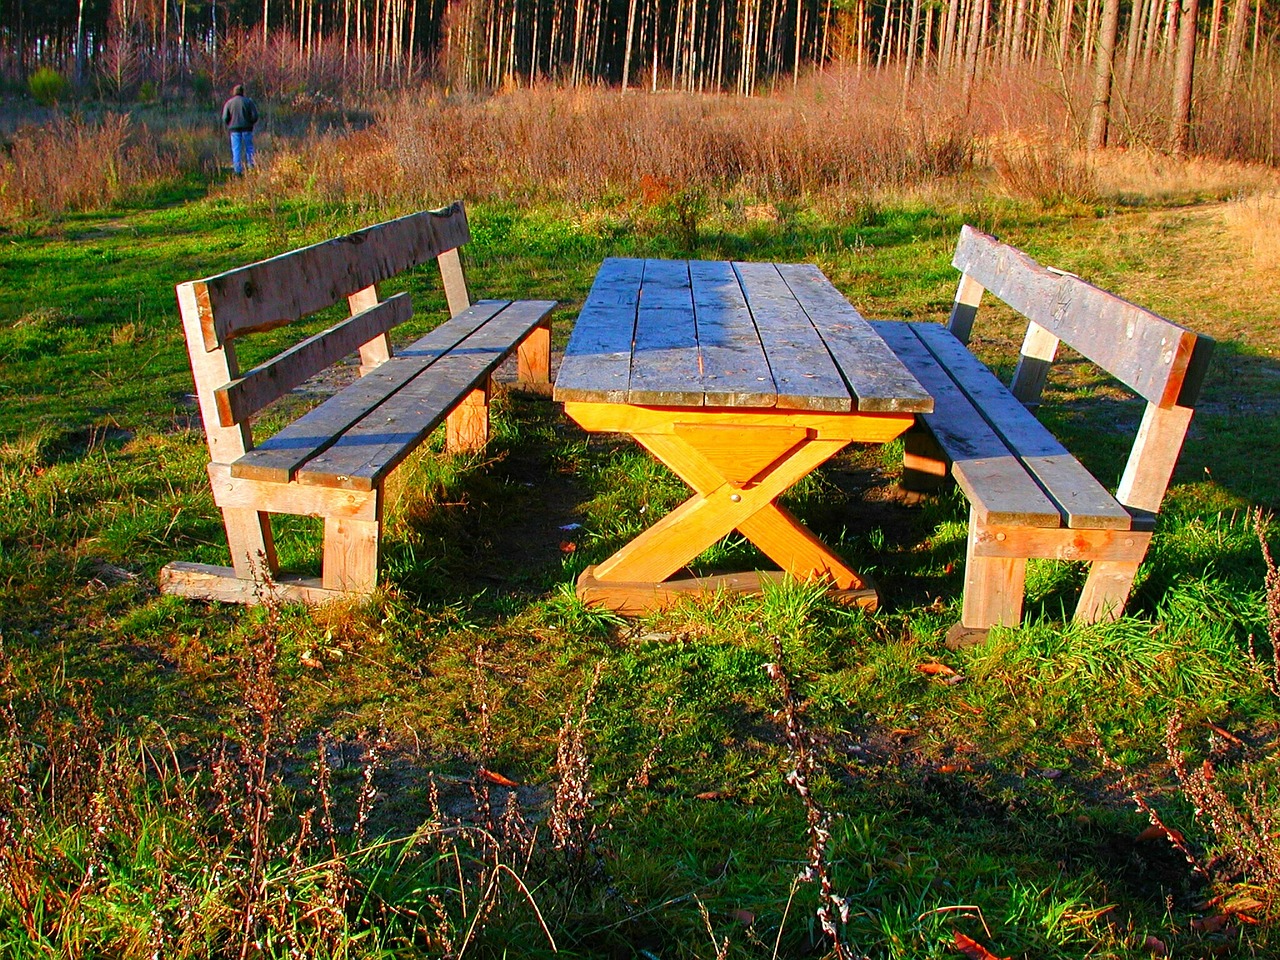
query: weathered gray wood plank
231 300 508 483
215 293 413 427
688 260 775 407
553 257 642 404
911 322 1130 529
295 300 554 490
629 267 704 405
777 263 933 414
735 261 850 412
188 203 470 350
872 321 1061 527
954 225 1214 408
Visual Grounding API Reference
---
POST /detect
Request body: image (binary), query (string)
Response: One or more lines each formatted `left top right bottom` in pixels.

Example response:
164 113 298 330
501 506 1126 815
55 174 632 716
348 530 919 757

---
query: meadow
1 74 1280 958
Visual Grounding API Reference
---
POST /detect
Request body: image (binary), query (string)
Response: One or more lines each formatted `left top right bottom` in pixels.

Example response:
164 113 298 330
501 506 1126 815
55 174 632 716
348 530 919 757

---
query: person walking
221 83 259 175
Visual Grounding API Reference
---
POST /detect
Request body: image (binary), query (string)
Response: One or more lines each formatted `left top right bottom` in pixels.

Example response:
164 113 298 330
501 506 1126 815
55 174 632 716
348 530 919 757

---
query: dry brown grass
232 79 980 209
1223 192 1280 274
1091 150 1280 205
0 114 180 221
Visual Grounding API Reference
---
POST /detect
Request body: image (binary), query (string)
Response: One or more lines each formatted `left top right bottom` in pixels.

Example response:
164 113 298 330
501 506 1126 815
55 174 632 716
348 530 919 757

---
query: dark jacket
222 95 258 132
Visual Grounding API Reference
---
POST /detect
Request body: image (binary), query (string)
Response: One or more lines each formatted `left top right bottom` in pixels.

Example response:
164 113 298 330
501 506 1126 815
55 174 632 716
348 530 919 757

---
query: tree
1169 0 1198 156
1087 0 1121 148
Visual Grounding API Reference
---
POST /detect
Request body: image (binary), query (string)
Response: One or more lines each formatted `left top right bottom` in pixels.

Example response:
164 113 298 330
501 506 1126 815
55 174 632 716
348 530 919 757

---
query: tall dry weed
0 113 178 220
1098 510 1280 928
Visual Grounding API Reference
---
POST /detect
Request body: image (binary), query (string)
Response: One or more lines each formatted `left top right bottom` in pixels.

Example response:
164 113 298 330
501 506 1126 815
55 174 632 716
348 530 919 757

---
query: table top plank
553 258 642 403
733 261 851 412
778 263 933 414
689 260 776 407
629 260 703 405
555 257 933 416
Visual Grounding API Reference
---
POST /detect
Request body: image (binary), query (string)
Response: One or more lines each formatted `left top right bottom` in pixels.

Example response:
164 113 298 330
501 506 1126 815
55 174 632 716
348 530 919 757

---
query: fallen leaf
300 650 323 669
1190 913 1233 934
891 728 918 737
731 909 755 926
1136 824 1185 845
478 768 519 787
953 930 1008 960
917 662 958 677
695 790 728 801
559 541 577 553
1145 934 1168 957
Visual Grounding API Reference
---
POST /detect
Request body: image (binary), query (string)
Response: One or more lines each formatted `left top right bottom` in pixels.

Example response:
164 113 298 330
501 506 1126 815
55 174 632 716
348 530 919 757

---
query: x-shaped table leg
594 429 866 588
563 403 915 611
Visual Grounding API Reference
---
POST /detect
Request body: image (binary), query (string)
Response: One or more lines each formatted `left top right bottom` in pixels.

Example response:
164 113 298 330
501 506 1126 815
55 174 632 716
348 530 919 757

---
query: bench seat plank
553 258 642 404
911 322 1131 530
735 261 850 412
778 264 933 414
872 321 1061 527
295 299 555 490
232 301 509 484
690 260 776 407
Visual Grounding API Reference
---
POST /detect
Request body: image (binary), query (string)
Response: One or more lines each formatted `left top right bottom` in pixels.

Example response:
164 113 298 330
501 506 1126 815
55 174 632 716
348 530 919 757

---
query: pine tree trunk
941 0 960 69
1121 0 1144 90
1087 0 1121 148
903 0 922 88
1222 0 1248 84
1169 0 1198 156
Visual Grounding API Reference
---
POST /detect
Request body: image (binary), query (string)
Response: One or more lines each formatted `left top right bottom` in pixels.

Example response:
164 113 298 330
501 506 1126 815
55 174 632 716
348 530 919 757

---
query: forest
2 0 1275 109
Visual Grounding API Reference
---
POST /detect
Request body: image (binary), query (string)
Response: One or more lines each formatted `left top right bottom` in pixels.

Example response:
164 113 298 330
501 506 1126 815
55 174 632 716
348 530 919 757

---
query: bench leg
1076 558 1144 623
447 383 490 453
223 507 278 582
959 517 1026 629
322 500 383 593
517 321 552 385
901 426 949 493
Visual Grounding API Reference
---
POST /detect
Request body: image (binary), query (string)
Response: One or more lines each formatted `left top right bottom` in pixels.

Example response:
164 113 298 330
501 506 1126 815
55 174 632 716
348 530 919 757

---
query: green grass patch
1 186 1278 958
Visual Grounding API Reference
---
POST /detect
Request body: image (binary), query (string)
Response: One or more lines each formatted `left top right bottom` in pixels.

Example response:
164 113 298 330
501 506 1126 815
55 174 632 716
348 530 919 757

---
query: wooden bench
871 225 1214 646
159 202 555 605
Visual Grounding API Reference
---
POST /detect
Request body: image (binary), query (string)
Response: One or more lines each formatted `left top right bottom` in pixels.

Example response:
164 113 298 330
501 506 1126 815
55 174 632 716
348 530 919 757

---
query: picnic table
553 257 934 614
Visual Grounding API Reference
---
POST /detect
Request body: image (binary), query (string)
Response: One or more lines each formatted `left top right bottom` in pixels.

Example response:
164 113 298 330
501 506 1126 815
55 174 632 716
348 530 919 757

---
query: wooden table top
554 258 934 414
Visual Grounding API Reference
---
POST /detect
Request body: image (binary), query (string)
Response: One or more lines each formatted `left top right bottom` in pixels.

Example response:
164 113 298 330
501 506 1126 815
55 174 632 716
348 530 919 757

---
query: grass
2 100 1280 955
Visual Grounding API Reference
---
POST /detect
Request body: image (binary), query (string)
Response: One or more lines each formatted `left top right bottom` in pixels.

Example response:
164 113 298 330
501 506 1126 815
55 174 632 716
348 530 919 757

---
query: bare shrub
991 133 1099 208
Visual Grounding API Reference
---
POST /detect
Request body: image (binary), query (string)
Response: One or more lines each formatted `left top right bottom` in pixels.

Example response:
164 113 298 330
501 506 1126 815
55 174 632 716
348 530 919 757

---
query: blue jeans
230 130 255 174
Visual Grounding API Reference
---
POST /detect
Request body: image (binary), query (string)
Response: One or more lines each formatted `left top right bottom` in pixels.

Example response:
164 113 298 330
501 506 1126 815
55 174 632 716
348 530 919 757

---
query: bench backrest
176 203 472 464
946 225 1214 516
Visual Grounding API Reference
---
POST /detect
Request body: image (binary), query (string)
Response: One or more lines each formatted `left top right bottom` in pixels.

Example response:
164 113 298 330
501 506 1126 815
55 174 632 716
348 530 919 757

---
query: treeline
1 0 1276 101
